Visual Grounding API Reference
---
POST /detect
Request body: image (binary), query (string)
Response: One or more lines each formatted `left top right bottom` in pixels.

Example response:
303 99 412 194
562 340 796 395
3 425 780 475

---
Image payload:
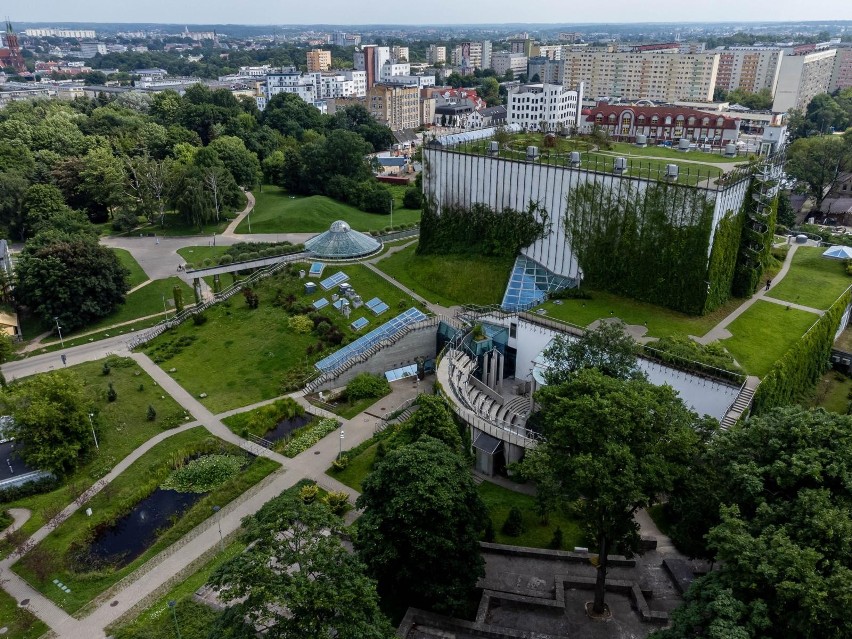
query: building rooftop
304 220 382 260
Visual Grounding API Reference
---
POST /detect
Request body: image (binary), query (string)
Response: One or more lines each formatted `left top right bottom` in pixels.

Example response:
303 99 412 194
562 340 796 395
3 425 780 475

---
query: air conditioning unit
569 151 581 167
613 157 627 174
526 145 539 161
665 164 679 180
488 141 499 156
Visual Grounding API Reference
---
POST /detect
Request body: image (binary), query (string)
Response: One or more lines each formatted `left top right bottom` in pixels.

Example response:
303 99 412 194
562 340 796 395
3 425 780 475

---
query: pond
262 414 311 443
87 487 204 567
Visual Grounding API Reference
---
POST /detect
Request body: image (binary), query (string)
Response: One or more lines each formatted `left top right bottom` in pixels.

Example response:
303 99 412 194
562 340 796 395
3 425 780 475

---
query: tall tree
209 135 261 188
355 437 487 615
528 369 704 616
786 135 852 211
542 319 640 384
658 406 852 639
209 491 394 639
14 234 130 331
1 370 92 475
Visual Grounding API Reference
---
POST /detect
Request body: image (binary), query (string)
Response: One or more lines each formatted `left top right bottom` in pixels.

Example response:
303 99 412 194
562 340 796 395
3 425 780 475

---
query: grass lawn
176 245 231 268
607 141 745 164
767 246 852 310
142 264 418 413
0 587 48 639
113 249 149 288
375 243 514 307
537 290 744 339
721 300 819 376
126 208 239 238
330 442 379 493
477 480 586 550
12 428 280 613
0 356 192 550
808 371 852 414
109 540 246 639
235 185 420 234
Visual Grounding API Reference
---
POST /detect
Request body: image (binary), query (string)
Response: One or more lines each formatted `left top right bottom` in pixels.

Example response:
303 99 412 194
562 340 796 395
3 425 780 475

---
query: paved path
696 242 806 345
222 190 255 237
2 334 133 381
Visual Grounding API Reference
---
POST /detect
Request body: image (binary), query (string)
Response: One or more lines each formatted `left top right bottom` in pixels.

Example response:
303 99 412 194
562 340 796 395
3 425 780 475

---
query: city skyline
14 0 852 27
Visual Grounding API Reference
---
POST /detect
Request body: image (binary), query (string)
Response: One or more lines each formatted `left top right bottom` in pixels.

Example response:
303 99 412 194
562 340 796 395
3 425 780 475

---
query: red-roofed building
581 101 741 146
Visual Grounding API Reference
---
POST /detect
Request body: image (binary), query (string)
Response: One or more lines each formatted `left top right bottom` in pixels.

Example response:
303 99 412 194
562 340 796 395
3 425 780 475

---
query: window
651 115 659 124
664 116 672 125
688 116 696 126
608 113 616 123
717 117 725 127
702 117 710 126
637 114 646 124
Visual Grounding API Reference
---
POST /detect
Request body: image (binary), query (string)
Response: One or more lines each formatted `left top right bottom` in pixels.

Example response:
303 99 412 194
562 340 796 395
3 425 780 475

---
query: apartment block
531 44 563 60
506 83 584 132
25 28 96 38
354 45 390 89
450 41 491 71
714 47 783 95
561 50 720 102
263 68 324 109
772 48 837 112
307 49 332 73
831 46 852 92
391 45 409 61
368 83 420 131
528 57 565 85
427 45 446 65
492 52 528 77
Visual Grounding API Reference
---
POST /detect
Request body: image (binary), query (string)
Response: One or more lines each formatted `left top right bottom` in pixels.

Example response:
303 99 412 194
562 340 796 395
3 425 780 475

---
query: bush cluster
280 418 339 457
161 454 245 493
345 373 391 402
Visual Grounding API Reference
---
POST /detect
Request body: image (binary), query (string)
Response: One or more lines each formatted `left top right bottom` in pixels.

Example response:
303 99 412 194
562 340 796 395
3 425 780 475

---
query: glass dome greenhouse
304 220 382 259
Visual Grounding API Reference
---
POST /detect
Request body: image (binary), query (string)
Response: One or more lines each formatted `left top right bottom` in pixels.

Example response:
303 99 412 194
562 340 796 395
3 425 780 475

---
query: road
1 333 132 381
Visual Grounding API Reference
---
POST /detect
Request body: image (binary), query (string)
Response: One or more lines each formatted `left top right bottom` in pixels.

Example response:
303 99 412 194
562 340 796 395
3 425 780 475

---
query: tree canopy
659 406 852 639
786 135 852 211
1 370 93 475
527 368 707 615
209 490 394 639
355 436 487 616
542 319 641 384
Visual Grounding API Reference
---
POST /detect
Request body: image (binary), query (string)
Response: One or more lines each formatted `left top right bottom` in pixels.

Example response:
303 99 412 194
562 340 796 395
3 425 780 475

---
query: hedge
752 287 852 414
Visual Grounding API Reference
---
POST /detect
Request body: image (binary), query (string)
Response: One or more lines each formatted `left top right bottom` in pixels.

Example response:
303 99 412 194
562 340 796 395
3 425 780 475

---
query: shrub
324 490 349 515
242 287 259 309
373 440 387 468
289 314 314 334
299 483 319 505
332 455 349 471
107 383 117 402
102 362 111 375
501 506 525 537
280 418 339 457
483 517 495 542
192 312 207 326
345 373 391 402
161 454 244 492
403 187 423 209
147 405 156 421
548 526 564 550
218 254 234 265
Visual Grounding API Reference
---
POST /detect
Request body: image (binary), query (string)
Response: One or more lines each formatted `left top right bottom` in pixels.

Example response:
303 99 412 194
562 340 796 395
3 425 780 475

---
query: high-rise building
528 57 565 85
561 50 720 102
367 83 420 131
307 49 332 73
391 45 409 61
714 48 783 96
24 28 97 38
332 32 361 47
491 52 528 77
354 45 389 89
509 38 533 57
450 41 490 71
772 48 837 112
531 44 562 60
426 45 446 65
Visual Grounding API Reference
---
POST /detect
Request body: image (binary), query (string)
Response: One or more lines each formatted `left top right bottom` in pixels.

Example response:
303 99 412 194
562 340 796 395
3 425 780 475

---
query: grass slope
113 248 148 288
767 246 852 311
537 290 743 339
375 244 514 307
722 300 819 376
236 185 420 234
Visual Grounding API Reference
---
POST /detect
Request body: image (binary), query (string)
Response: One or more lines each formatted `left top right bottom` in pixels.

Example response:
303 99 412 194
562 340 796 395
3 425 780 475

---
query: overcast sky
16 0 852 26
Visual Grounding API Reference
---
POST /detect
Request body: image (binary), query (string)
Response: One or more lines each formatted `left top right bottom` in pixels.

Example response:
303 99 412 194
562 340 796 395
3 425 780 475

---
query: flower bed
280 418 339 457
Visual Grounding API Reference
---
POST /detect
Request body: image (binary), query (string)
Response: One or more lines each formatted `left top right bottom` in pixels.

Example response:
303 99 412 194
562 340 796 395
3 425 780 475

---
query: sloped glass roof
501 255 576 312
305 220 382 259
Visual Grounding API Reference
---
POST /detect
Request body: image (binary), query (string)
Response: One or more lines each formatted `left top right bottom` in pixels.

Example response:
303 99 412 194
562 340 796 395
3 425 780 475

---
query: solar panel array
350 317 369 331
316 308 428 372
312 297 330 310
320 271 349 291
309 262 326 277
365 297 390 315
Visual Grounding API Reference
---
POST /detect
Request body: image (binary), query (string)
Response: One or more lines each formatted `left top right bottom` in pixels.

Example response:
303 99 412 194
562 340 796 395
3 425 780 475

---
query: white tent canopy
822 245 852 260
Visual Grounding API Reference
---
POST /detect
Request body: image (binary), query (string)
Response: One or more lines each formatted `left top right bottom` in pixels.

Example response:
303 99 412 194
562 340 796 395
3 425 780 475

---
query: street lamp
338 427 345 460
162 294 168 320
212 505 223 552
389 197 393 231
53 317 64 348
87 412 99 451
168 600 182 639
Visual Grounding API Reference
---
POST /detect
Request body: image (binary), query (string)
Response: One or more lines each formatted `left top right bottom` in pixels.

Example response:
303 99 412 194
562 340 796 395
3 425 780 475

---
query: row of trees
789 88 852 139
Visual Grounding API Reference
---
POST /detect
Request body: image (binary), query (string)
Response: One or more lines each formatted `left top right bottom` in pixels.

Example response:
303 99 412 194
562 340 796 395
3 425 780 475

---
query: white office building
506 83 584 132
491 52 528 77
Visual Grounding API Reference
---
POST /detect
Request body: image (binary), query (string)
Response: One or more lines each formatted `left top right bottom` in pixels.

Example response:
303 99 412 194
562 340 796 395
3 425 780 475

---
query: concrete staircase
719 378 759 430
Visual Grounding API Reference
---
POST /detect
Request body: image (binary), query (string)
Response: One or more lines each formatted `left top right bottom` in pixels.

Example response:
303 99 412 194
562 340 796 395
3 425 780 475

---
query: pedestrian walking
765 278 772 291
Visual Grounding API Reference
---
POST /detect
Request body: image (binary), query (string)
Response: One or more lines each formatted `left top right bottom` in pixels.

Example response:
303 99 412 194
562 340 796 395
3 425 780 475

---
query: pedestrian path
695 242 802 345
221 190 256 237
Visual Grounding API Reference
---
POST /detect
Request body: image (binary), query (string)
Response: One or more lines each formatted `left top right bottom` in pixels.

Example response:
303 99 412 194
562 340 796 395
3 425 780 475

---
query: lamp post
338 427 345 460
389 197 393 230
168 600 182 639
212 505 223 552
162 294 168 320
87 412 99 451
54 317 64 348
